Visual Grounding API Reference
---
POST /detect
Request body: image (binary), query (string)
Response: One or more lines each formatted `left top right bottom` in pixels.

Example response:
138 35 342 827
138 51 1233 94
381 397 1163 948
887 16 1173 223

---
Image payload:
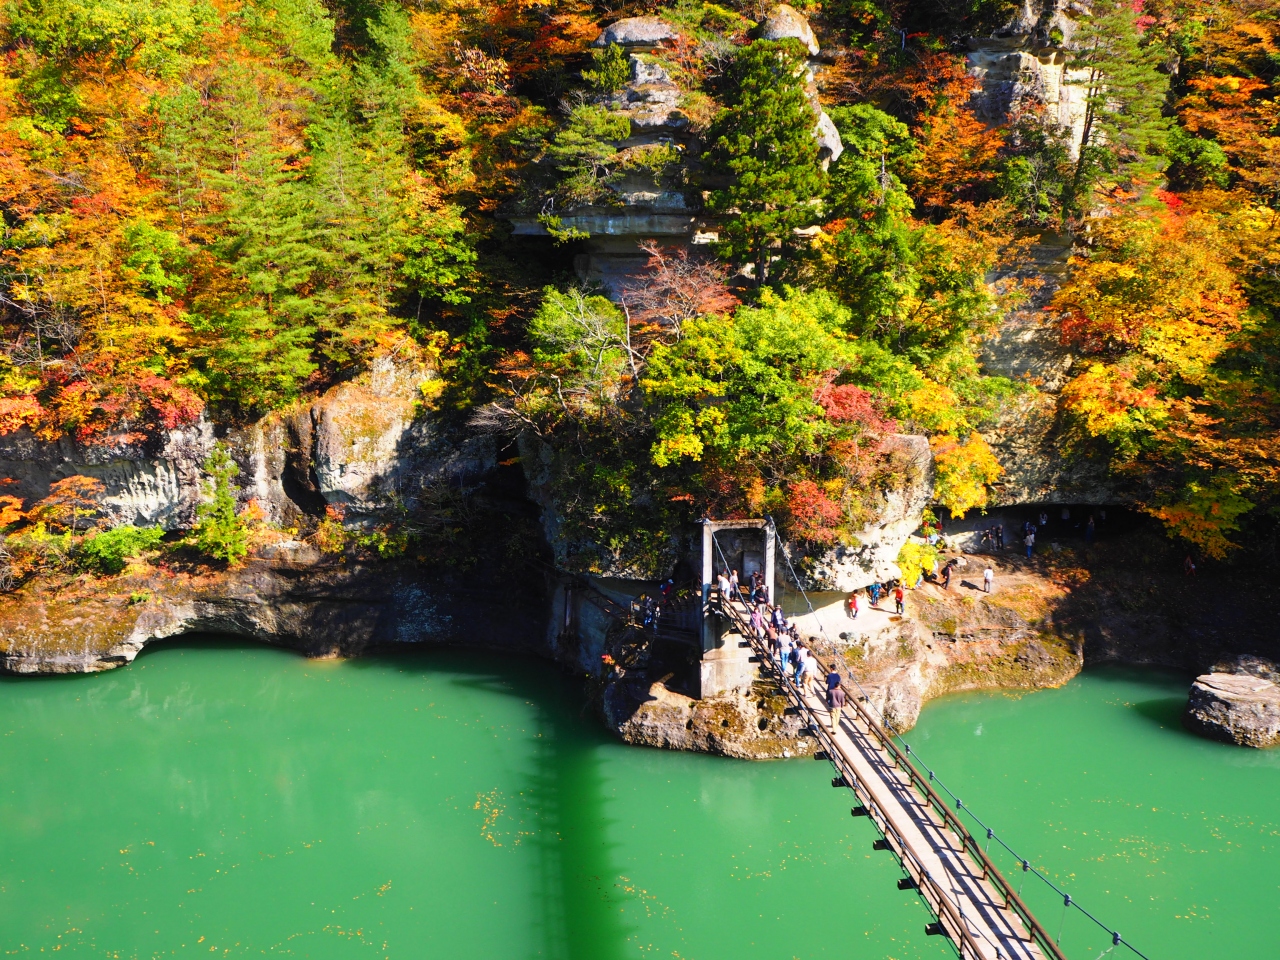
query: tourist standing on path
869 582 881 607
941 562 952 590
983 565 993 593
1025 530 1035 558
847 591 861 619
995 523 1004 550
894 584 905 615
1039 510 1048 529
1086 515 1095 543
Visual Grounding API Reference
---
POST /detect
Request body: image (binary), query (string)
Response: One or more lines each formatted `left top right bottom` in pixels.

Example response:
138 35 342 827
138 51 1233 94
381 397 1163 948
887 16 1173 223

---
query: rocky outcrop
758 4 820 55
592 16 679 49
0 557 543 675
252 354 494 524
515 7 843 290
1184 673 1280 748
794 434 934 590
812 566 1084 733
965 0 1090 152
0 354 496 535
0 421 214 530
603 677 818 759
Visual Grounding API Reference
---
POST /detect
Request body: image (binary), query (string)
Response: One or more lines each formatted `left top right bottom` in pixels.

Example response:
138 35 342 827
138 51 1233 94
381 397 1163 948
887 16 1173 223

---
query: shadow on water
1129 696 1187 731
56 635 636 959
280 641 635 960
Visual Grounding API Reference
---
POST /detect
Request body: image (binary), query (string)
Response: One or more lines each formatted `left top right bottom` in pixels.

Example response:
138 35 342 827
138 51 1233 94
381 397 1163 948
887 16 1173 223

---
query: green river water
1 641 1276 959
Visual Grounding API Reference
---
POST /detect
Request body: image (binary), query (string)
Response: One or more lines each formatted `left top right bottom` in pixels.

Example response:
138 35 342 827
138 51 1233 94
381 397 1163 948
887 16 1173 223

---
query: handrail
720 596 1062 960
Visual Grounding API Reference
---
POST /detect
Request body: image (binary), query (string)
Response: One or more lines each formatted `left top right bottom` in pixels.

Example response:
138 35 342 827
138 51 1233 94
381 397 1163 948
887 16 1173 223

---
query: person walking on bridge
776 632 793 670
790 643 805 684
729 569 740 602
717 570 731 605
798 646 819 694
827 678 845 732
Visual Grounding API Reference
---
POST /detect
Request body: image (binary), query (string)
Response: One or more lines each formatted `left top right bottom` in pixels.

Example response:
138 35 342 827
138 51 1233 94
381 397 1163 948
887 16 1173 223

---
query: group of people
715 568 846 729
1021 508 1104 556
846 581 906 618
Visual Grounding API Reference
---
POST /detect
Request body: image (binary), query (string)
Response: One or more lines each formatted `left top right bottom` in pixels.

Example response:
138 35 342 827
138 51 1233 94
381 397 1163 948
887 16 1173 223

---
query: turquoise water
1 645 1275 958
0 641 937 959
908 667 1280 959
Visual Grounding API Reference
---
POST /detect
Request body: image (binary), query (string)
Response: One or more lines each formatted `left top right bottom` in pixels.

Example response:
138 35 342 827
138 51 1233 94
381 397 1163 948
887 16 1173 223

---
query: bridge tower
698 518 775 698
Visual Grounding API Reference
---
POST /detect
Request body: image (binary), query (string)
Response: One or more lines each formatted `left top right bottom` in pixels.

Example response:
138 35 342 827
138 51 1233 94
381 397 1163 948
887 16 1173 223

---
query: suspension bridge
701 519 1150 960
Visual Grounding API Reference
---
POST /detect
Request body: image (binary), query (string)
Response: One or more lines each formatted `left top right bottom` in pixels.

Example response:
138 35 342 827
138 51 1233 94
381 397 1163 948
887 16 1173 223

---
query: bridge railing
720 598 1027 958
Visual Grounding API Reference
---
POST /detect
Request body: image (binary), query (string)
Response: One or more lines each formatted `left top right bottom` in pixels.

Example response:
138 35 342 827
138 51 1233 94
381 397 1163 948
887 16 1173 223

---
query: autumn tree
619 242 738 342
705 39 827 285
31 476 105 534
1051 202 1267 556
193 445 248 564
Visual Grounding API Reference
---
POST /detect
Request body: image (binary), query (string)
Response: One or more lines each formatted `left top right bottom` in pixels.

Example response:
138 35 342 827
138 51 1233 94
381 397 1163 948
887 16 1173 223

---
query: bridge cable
757 518 1154 960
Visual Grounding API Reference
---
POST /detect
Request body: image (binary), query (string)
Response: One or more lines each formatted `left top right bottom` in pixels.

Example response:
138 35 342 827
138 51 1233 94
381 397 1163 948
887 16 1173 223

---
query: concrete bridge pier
698 518 774 698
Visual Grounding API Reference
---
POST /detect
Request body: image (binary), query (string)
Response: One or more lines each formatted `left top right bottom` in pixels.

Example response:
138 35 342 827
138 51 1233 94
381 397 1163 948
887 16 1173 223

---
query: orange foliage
30 476 106 533
0 495 25 529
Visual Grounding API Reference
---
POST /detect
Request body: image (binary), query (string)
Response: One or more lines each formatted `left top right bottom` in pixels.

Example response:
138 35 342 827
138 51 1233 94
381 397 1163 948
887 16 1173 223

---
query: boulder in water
1184 672 1280 748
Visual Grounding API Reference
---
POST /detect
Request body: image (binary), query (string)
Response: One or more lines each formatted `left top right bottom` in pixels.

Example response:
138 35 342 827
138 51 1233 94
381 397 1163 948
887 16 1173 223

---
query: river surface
1 642 1275 959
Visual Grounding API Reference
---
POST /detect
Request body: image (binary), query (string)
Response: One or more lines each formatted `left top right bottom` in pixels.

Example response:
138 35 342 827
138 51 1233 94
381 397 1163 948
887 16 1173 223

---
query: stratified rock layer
1184 673 1280 748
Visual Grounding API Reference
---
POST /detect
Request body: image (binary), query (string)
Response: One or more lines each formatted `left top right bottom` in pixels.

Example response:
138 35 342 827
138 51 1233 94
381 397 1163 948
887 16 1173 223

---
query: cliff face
1 355 497 536
966 0 1091 153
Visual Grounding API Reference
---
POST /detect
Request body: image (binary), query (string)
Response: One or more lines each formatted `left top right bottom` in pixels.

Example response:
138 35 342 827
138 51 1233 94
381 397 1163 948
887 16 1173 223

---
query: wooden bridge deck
721 599 1061 960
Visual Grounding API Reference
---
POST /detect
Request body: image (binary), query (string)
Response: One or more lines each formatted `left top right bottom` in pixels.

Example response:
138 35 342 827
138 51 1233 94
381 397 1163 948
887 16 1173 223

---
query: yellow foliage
1149 479 1253 560
903 379 965 434
930 432 1002 518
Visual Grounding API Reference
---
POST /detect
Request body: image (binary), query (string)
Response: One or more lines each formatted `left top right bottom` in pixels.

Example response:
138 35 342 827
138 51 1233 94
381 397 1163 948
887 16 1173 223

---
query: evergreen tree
706 39 827 286
193 444 249 565
1065 0 1172 217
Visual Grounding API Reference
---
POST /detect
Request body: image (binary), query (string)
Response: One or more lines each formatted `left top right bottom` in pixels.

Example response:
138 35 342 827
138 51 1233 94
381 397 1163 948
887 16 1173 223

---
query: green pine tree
1065 0 1172 218
705 39 827 286
193 444 249 565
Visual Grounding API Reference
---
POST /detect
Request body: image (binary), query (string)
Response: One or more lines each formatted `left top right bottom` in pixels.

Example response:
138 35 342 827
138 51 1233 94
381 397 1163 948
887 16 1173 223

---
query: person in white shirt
983 565 994 593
